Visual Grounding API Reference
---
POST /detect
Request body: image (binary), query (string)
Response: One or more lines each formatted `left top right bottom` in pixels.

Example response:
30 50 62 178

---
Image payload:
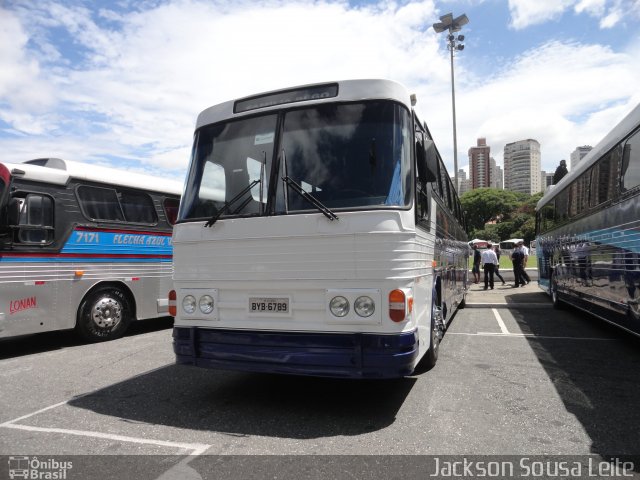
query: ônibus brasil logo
8 456 73 479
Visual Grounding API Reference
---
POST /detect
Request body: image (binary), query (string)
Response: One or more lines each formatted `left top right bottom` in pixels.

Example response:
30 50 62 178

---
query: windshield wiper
204 179 260 228
281 176 338 221
280 148 337 221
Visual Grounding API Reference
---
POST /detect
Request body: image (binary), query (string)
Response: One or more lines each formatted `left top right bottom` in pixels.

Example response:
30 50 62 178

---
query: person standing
481 242 499 290
511 243 526 287
515 240 531 284
494 245 506 285
472 244 481 284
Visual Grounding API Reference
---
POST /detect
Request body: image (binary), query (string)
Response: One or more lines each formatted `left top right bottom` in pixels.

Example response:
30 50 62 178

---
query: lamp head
432 22 447 33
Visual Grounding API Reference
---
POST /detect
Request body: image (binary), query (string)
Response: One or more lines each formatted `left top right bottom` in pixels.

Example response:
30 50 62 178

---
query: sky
1 0 639 183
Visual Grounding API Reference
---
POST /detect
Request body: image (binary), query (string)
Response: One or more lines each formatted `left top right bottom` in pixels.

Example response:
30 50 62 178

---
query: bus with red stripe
0 158 182 342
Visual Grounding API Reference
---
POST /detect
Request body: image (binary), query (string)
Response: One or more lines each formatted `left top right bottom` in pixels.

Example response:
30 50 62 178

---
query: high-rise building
570 145 593 170
468 138 491 189
490 157 503 189
457 168 471 195
503 139 541 194
540 171 554 191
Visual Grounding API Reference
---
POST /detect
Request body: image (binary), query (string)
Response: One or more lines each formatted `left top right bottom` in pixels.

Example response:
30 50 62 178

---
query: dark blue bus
535 103 640 335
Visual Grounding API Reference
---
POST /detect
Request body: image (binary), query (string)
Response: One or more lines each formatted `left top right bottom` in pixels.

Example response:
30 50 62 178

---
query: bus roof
4 158 183 195
536 102 640 211
196 79 414 129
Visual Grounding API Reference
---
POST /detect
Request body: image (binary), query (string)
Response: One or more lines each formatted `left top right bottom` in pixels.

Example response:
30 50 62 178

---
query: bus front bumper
172 327 419 379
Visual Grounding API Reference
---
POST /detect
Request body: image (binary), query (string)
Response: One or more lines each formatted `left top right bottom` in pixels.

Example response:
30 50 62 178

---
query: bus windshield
179 101 412 221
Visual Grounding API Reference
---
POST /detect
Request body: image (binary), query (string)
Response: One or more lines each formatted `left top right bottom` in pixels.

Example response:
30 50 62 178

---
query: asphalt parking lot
1 283 640 479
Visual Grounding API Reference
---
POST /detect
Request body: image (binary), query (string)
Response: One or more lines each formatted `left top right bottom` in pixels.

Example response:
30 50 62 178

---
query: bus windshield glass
179 101 412 221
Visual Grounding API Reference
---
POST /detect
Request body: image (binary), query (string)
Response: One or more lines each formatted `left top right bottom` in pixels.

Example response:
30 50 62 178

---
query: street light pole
433 12 469 193
449 36 459 193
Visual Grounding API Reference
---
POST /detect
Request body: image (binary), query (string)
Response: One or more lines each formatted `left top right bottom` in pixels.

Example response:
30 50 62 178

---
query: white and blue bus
171 79 468 378
0 158 182 342
536 102 640 336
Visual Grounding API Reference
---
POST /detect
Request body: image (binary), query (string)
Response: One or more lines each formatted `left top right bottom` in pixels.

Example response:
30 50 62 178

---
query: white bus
0 158 182 342
171 79 468 378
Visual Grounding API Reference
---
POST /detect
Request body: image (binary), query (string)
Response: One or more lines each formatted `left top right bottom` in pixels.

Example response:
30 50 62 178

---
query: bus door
0 187 59 337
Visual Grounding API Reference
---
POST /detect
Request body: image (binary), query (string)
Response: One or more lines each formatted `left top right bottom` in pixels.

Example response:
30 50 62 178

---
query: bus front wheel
76 286 132 342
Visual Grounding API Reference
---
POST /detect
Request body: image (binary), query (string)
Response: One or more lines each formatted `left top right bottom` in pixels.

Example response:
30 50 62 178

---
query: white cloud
508 0 575 29
0 0 639 181
443 39 640 171
0 8 55 131
509 0 640 29
1 0 443 171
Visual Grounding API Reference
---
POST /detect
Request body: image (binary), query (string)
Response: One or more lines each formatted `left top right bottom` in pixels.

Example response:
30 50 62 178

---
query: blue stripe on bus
61 229 172 256
0 228 173 262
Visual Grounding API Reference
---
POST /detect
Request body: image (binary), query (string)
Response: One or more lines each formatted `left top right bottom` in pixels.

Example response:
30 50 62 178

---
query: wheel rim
432 303 444 351
91 296 123 329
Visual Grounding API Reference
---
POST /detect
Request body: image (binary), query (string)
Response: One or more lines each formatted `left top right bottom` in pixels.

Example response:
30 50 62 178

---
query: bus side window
14 194 54 244
77 186 124 222
554 190 568 226
119 190 157 224
622 129 640 192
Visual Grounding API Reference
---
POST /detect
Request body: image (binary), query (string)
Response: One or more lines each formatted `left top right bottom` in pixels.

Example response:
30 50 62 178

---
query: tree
518 191 544 215
552 160 568 184
460 188 522 232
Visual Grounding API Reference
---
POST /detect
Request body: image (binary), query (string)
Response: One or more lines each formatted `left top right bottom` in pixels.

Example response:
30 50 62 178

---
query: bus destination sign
234 84 339 114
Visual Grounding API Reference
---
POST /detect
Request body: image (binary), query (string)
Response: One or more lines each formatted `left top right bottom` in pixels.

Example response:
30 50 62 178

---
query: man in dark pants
511 245 526 287
514 240 530 285
472 245 481 284
481 242 499 290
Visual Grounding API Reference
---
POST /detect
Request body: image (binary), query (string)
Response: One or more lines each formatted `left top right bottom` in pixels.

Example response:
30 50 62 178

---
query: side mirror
423 140 438 182
416 141 427 183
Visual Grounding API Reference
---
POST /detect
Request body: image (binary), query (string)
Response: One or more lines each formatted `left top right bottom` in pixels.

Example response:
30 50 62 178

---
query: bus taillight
389 289 406 322
168 290 177 317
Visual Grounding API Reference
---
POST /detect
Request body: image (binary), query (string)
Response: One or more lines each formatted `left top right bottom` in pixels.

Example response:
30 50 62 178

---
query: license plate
248 297 290 314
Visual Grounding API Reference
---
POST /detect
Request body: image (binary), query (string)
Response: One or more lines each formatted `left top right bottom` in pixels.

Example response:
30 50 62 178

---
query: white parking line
0 400 68 426
492 308 510 334
448 332 618 341
2 421 210 454
0 370 212 457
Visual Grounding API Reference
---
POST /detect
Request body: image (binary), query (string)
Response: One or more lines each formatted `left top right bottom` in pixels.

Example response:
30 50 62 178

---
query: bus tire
76 286 132 342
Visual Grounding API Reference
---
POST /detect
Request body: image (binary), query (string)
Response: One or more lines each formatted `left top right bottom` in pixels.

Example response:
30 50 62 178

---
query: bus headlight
354 296 375 317
199 295 214 314
182 295 197 314
329 296 349 317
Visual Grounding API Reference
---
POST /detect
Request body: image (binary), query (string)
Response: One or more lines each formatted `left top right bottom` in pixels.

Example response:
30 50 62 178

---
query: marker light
168 290 176 316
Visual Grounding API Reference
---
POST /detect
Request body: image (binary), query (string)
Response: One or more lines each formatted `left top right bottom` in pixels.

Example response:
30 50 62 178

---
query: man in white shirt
480 242 499 290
